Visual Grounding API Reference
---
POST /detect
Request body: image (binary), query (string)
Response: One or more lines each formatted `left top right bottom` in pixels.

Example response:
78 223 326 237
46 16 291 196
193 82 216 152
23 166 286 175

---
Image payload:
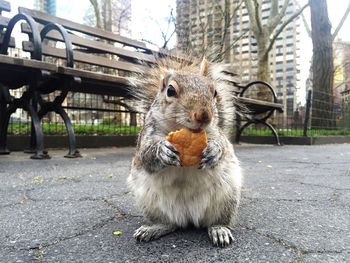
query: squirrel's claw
157 141 181 167
134 224 176 242
208 226 234 247
199 141 222 169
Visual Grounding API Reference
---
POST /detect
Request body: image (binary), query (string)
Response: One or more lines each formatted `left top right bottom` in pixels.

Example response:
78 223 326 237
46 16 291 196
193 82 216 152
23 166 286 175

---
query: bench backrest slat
22 41 147 73
0 0 10 13
0 1 15 48
18 7 150 51
0 15 9 28
0 34 15 47
21 23 156 64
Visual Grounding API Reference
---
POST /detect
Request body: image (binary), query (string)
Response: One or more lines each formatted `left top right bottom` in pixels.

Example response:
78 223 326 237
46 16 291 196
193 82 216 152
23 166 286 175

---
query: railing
8 89 144 136
241 89 350 137
8 88 350 138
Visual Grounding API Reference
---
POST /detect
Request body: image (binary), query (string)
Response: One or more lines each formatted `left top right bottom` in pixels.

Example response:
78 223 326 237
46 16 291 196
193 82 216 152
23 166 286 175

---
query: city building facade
334 40 350 108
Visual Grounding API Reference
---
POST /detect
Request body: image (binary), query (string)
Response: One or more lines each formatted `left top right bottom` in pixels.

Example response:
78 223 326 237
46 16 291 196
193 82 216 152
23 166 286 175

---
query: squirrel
127 56 242 247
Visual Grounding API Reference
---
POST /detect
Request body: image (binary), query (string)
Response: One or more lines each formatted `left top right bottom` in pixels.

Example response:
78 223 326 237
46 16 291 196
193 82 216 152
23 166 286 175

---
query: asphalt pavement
0 144 349 262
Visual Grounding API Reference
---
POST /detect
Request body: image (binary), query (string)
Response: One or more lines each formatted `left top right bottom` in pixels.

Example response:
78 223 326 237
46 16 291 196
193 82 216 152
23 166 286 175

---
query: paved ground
0 144 349 263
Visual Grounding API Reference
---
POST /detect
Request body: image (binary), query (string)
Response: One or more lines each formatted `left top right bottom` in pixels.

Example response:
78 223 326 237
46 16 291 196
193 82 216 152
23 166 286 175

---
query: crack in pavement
299 182 350 191
6 214 117 260
240 225 350 263
242 196 320 203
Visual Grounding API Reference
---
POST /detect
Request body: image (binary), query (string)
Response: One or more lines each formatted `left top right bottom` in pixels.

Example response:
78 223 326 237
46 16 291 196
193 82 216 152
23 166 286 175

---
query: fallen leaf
32 176 44 184
112 230 123 236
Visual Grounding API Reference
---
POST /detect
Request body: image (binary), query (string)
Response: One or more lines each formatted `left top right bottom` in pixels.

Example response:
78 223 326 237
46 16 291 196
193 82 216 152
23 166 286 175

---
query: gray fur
128 57 242 247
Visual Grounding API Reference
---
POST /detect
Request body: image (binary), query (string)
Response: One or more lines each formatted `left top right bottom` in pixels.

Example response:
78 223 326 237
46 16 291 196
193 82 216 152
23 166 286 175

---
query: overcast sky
8 0 350 45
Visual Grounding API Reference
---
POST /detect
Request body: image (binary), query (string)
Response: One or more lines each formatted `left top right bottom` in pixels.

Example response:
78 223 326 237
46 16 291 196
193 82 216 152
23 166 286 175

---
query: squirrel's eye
167 85 177 97
214 90 218 98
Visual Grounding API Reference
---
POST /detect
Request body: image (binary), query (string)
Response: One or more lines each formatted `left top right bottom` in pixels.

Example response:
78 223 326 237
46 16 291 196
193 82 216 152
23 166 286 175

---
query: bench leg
27 103 50 159
24 91 40 154
236 121 253 144
0 85 11 154
235 113 241 144
0 104 10 155
55 105 81 158
262 122 281 146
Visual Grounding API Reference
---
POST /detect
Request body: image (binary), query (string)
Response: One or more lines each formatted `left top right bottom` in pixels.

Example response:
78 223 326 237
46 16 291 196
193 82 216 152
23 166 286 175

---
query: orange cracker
166 128 208 167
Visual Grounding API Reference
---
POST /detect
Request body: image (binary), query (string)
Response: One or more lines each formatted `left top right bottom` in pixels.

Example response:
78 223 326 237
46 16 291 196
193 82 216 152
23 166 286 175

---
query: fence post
304 89 312 137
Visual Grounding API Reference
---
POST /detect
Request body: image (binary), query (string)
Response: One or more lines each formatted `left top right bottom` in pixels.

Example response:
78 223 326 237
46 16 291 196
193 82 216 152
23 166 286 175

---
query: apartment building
176 0 301 117
334 40 350 109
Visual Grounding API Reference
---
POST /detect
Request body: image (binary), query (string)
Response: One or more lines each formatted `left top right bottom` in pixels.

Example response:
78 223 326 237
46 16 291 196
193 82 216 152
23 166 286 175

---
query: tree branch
295 0 311 38
253 0 263 34
89 0 103 29
332 2 350 41
268 0 290 31
265 3 309 56
334 77 350 90
244 0 261 35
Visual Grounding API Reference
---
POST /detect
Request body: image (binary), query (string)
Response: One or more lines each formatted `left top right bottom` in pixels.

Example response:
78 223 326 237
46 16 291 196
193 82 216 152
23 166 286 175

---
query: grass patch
8 122 142 135
242 128 350 136
8 122 350 137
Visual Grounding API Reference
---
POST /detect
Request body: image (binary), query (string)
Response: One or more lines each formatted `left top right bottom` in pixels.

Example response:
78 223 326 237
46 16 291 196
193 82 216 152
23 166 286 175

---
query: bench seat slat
0 54 57 70
0 54 57 88
237 97 283 113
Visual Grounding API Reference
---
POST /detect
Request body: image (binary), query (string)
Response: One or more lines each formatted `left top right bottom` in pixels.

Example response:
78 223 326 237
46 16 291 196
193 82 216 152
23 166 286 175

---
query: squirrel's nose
193 109 212 124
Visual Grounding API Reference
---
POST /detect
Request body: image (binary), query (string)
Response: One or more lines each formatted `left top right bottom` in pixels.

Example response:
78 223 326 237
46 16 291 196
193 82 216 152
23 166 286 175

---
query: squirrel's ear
160 67 171 91
200 57 209 76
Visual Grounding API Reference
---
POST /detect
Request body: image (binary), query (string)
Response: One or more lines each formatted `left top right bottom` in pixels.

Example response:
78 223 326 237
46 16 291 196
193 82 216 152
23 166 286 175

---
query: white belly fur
128 155 242 228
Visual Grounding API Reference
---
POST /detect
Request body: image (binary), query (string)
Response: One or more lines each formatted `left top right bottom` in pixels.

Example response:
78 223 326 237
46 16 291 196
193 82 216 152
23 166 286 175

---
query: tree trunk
89 0 103 29
103 0 113 32
257 45 269 82
309 0 335 129
256 36 271 100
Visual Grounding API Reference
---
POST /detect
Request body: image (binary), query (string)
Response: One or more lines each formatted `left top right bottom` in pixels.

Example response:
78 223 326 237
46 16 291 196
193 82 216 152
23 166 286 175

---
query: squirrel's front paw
157 141 181 167
199 141 223 169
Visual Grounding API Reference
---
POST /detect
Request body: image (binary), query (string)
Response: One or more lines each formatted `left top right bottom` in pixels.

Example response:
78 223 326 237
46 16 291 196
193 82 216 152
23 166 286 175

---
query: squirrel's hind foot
208 226 234 247
133 224 176 242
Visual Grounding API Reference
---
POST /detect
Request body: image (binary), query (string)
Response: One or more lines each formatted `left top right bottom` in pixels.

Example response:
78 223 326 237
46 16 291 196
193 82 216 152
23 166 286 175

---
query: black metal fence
7 87 350 138
242 89 350 137
8 88 144 136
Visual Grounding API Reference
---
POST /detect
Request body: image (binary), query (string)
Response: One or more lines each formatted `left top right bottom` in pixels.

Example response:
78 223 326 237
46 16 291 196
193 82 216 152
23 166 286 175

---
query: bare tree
309 0 333 128
176 0 243 62
86 0 131 34
307 0 350 129
141 8 177 50
84 0 134 125
89 0 103 29
244 0 308 83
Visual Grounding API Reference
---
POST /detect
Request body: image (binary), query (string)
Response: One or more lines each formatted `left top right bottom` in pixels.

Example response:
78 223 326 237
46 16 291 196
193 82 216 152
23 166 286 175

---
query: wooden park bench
0 2 155 159
0 2 283 159
220 70 283 145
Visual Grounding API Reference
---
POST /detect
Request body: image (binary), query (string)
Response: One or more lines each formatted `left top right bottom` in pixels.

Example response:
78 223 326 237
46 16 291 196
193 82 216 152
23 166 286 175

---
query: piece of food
166 128 208 167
